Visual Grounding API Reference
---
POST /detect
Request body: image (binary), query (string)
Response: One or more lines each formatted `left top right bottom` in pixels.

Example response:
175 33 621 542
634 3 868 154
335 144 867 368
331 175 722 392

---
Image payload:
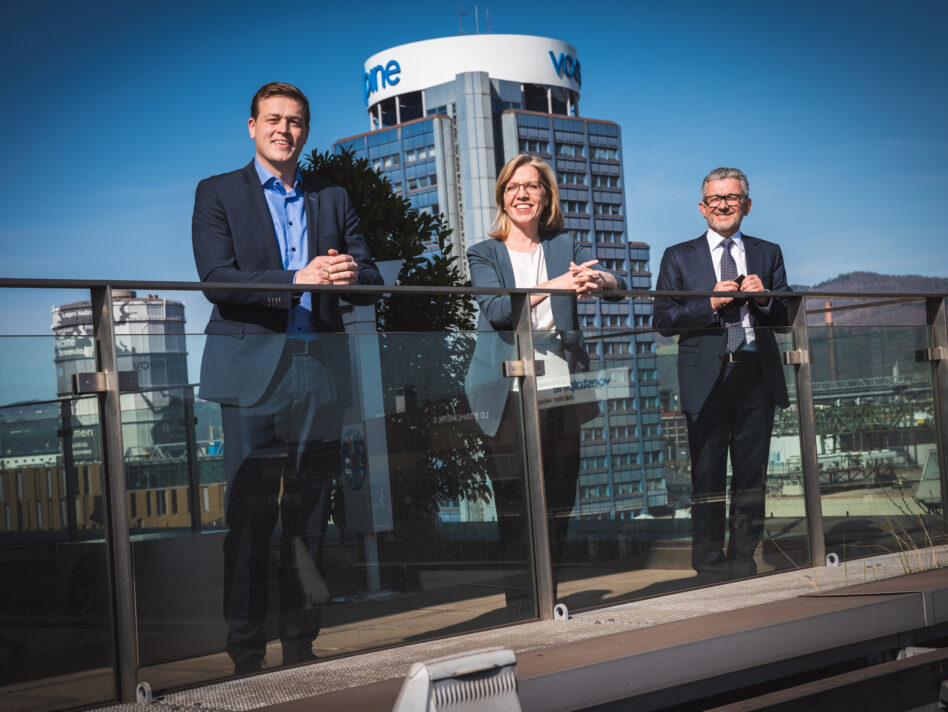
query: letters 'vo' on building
335 34 667 518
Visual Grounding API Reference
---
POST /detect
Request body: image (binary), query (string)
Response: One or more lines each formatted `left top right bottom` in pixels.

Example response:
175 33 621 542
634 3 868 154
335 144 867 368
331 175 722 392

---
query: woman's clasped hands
552 259 610 297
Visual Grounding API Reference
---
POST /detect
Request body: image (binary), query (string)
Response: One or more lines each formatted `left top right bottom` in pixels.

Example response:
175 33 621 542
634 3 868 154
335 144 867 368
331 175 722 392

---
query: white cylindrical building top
363 34 581 107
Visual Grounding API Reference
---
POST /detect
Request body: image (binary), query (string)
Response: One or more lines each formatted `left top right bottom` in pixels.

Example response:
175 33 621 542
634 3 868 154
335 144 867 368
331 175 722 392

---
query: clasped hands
294 249 359 286
711 273 769 311
547 259 614 297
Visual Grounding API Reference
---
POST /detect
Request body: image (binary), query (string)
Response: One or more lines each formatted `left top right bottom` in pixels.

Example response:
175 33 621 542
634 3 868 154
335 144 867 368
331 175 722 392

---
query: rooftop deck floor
36 544 944 712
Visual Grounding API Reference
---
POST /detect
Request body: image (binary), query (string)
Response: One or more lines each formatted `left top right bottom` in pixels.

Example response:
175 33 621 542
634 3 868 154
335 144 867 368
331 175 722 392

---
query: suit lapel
304 189 320 261
687 232 717 289
743 234 764 284
241 162 284 268
493 239 516 287
541 233 574 329
540 233 569 278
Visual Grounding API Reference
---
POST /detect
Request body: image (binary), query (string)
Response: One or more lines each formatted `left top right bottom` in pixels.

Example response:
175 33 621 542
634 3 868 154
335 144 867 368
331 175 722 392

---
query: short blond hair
488 154 564 240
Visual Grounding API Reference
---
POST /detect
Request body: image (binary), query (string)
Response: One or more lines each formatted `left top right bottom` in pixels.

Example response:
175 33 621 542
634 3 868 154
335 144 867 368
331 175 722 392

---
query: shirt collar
706 228 743 251
253 157 301 191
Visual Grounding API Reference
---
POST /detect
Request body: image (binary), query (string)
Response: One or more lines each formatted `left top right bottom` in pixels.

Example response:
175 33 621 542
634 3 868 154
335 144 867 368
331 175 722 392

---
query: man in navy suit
192 82 381 673
654 167 789 580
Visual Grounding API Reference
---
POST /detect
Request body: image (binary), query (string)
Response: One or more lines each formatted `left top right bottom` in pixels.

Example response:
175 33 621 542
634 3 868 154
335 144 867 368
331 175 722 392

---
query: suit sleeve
652 247 718 336
336 190 383 306
751 243 790 327
192 177 295 308
467 244 513 330
573 242 627 297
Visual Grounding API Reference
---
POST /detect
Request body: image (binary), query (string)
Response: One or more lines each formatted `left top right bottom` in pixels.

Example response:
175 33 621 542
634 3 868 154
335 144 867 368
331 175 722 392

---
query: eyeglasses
504 181 545 196
703 193 747 208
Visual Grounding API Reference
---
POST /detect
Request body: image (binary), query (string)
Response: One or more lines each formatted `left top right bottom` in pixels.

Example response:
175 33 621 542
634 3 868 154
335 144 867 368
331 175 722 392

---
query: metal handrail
1 276 945 302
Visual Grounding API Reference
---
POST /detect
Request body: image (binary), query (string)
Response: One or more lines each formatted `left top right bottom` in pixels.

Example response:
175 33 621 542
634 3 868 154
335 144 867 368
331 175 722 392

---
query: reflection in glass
132 328 535 691
549 324 808 612
0 332 115 707
808 321 944 563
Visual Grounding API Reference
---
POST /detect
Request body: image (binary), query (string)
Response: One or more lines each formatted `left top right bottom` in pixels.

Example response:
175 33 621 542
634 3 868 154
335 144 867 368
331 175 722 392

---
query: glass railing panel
807 317 945 565
0 328 116 710
135 327 533 690
768 330 812 570
551 323 807 612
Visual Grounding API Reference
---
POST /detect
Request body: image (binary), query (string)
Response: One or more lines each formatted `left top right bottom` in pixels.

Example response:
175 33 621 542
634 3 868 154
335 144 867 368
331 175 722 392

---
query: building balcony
1 279 946 711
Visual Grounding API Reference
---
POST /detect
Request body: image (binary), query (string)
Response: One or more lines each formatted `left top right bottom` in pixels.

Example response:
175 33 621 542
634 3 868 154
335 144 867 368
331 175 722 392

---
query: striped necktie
719 237 745 353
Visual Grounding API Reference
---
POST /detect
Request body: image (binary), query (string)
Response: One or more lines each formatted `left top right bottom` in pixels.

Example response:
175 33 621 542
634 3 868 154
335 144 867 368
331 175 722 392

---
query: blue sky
1 0 946 343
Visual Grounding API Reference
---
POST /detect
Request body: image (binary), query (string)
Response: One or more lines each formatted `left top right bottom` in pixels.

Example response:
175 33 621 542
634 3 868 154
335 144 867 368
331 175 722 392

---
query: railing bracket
916 347 947 362
72 371 139 394
502 359 545 378
782 350 812 366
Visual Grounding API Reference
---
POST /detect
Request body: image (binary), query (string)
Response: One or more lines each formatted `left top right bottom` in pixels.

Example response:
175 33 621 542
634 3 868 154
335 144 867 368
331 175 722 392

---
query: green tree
302 148 491 589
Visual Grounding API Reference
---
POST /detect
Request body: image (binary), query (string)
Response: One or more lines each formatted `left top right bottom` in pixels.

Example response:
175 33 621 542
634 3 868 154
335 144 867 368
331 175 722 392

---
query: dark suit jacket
653 232 790 415
192 160 381 407
464 232 627 437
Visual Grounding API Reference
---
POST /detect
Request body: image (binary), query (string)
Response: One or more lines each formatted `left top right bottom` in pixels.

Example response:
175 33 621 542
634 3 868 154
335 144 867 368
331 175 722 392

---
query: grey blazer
464 232 627 437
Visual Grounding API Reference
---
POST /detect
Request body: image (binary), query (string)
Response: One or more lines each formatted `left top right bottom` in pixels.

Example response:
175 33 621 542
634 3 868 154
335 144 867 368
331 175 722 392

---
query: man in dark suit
192 82 381 673
653 167 789 580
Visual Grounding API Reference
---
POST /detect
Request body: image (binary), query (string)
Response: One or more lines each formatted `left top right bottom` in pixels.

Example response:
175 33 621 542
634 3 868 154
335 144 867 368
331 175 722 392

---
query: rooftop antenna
458 2 467 34
485 10 493 33
475 4 479 33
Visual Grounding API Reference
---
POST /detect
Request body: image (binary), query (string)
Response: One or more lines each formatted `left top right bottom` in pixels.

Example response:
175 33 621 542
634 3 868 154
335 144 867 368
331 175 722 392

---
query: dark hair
251 82 310 127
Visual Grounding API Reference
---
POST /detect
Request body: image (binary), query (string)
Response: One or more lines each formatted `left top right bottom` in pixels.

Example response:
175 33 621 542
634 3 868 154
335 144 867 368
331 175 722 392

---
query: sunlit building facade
334 34 665 516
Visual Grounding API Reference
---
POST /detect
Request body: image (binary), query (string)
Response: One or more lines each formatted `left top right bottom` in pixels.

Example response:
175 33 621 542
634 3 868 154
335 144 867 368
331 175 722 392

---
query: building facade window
372 153 400 171
559 171 586 185
157 490 167 516
556 142 584 157
520 138 548 153
404 145 434 162
407 174 437 191
592 174 620 187
596 231 623 244
594 203 622 216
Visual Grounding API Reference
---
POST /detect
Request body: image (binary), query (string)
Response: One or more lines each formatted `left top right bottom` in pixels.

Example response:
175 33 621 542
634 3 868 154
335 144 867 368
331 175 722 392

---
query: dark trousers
484 399 580 609
686 357 775 572
220 348 341 669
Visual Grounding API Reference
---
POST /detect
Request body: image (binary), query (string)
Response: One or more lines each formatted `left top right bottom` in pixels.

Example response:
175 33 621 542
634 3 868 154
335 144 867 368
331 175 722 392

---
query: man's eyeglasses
703 193 747 208
504 181 544 196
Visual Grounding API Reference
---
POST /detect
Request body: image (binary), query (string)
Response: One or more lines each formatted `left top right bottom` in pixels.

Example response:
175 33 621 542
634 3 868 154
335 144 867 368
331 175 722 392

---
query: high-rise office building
334 34 665 516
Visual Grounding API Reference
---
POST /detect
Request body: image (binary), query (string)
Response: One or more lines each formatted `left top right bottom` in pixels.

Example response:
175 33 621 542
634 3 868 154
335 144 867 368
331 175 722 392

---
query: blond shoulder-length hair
488 154 564 240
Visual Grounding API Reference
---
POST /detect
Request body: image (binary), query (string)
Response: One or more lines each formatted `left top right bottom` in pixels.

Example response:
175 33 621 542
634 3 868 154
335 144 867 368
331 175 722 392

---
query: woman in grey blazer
465 154 626 612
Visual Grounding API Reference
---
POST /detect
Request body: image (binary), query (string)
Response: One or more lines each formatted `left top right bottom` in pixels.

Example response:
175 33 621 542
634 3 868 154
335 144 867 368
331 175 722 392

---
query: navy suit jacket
192 160 381 407
464 232 627 437
653 233 790 415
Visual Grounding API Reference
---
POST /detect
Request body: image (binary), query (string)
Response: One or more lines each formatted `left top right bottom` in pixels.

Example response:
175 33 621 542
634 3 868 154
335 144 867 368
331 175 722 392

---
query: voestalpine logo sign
362 36 581 107
549 51 581 85
363 59 401 104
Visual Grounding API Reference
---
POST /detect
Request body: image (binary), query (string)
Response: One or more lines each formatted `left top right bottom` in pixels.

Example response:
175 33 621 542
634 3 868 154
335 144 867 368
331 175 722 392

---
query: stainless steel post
511 292 554 620
926 298 948 519
184 386 202 532
58 398 79 542
788 296 826 566
90 285 139 702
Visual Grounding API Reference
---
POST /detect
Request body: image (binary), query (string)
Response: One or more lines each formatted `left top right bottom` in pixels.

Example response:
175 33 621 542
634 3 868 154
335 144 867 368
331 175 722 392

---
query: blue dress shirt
254 158 315 333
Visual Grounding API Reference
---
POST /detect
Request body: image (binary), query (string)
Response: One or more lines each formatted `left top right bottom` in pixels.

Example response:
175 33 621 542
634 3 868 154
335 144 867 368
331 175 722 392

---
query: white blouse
505 244 571 392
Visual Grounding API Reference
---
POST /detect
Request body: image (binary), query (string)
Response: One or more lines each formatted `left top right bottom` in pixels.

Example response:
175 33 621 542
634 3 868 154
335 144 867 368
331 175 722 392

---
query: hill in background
792 271 948 327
